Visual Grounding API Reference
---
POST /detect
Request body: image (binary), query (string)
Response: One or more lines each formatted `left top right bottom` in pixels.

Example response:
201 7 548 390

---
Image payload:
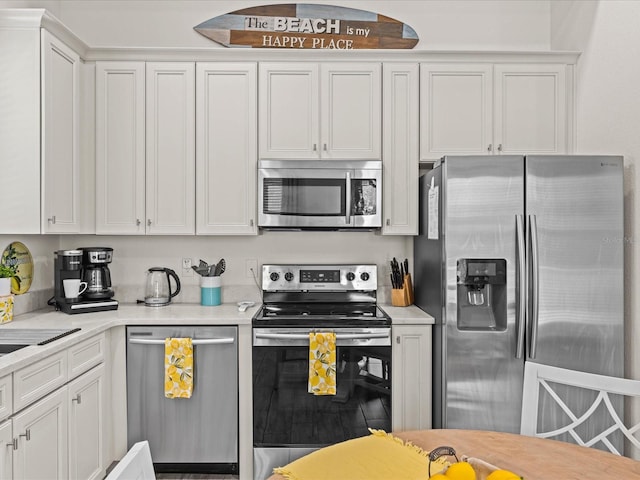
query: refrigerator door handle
529 214 540 359
515 214 526 359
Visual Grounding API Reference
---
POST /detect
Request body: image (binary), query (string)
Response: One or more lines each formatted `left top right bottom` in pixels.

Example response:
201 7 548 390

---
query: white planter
0 278 11 296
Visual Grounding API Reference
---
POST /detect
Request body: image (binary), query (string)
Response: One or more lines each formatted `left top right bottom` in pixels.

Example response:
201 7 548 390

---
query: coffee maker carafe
80 247 115 300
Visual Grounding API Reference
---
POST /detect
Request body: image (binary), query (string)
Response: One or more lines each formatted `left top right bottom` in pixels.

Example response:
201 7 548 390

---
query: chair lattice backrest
521 362 640 456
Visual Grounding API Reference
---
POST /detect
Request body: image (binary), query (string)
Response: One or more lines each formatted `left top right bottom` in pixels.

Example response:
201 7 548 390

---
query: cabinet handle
136 219 141 226
497 144 503 152
386 219 391 226
250 219 254 227
6 438 17 450
487 144 493 153
147 219 152 227
19 429 30 441
48 215 56 224
323 143 327 151
396 336 401 344
313 144 317 152
72 394 82 404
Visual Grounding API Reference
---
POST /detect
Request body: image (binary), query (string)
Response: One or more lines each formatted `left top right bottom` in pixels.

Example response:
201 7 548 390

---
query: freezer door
526 156 623 375
442 155 525 432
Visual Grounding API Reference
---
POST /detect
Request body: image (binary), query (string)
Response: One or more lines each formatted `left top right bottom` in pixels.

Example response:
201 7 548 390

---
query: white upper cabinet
0 14 85 234
382 63 419 235
493 64 567 155
259 62 381 160
196 63 258 235
420 64 493 158
41 31 81 234
420 63 569 161
96 62 196 235
145 62 196 235
95 62 146 235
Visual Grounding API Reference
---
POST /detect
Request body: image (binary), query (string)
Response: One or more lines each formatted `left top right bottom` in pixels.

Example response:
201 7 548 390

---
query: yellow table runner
164 337 194 399
273 429 448 480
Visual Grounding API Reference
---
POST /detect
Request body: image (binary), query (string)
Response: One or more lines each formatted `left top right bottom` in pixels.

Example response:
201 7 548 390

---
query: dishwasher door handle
128 337 235 345
255 332 389 341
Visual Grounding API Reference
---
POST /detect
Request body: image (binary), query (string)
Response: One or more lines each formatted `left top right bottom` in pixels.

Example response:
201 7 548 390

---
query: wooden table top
267 429 640 480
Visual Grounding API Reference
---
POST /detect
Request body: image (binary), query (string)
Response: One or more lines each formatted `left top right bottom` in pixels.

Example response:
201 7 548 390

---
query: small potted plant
0 264 18 297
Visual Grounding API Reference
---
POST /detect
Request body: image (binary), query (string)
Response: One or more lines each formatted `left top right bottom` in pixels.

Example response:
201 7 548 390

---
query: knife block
391 274 414 307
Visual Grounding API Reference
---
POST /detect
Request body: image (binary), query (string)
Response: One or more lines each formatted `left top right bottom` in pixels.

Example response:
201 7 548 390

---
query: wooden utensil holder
391 274 414 307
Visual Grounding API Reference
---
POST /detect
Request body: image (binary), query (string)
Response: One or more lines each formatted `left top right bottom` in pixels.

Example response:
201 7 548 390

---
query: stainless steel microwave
258 160 382 230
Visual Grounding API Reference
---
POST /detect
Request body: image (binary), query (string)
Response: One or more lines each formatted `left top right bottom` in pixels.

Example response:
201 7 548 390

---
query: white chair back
105 441 156 480
521 362 640 456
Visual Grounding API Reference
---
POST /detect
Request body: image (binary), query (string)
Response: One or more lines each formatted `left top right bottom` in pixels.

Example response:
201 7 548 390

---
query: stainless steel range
252 264 391 480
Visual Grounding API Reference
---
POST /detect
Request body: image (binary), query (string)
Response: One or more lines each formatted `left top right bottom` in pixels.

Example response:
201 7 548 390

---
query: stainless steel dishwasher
126 325 238 474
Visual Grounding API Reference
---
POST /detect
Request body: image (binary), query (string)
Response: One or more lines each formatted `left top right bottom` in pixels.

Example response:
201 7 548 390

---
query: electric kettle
144 267 181 306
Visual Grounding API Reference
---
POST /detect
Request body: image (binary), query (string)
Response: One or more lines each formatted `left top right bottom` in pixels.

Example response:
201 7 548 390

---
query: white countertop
0 302 434 376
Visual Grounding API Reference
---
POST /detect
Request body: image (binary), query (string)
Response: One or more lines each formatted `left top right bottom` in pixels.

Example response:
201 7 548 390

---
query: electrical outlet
182 257 193 276
246 259 258 278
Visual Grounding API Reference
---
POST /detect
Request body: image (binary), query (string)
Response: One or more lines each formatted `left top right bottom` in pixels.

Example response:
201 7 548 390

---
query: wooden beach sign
194 4 419 49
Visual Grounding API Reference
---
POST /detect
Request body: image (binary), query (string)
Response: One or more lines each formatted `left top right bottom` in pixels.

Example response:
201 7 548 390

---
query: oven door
258 160 382 229
252 327 391 478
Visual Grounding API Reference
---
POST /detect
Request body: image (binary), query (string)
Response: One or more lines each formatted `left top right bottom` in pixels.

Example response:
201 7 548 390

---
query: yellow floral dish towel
0 295 14 324
164 338 194 399
308 331 337 395
274 429 449 480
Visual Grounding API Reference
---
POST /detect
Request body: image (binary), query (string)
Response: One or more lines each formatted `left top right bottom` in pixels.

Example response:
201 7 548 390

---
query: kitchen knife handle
515 215 526 359
529 215 540 359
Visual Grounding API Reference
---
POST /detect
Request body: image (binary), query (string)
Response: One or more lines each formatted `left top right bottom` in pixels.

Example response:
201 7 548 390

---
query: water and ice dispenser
456 259 507 331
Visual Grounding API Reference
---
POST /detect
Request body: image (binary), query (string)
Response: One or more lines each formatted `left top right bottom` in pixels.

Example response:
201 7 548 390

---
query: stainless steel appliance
50 248 118 314
252 264 391 480
127 325 238 474
414 155 624 440
79 247 115 300
144 267 181 306
258 160 382 230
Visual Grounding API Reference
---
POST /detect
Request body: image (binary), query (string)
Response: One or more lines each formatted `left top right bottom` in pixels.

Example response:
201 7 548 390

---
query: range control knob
360 272 370 281
346 272 356 281
269 272 280 282
284 272 294 282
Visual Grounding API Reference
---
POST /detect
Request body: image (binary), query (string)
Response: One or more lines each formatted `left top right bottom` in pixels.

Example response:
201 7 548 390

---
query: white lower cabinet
12 387 69 480
0 419 12 480
392 324 432 431
68 365 105 480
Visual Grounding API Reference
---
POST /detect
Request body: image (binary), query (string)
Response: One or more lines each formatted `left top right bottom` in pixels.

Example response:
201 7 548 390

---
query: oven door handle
128 337 235 345
254 332 389 341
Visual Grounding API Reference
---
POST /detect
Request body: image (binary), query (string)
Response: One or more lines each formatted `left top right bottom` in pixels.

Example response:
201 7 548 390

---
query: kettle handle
165 268 181 298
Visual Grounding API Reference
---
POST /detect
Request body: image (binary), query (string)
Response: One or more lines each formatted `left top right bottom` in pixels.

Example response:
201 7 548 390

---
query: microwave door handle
345 171 352 225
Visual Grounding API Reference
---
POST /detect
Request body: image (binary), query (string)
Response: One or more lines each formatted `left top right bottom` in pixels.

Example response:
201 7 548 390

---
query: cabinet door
196 63 258 235
68 365 105 480
259 63 319 159
321 63 381 160
146 62 196 235
494 64 567 155
95 62 146 235
12 387 68 480
420 64 493 160
41 31 81 233
392 325 432 431
382 63 419 235
0 419 11 480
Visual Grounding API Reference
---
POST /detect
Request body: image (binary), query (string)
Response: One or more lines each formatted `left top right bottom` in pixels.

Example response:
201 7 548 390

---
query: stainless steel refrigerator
414 155 624 435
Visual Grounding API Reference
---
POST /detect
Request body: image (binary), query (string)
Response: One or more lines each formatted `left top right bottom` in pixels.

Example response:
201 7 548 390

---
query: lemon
429 474 448 480
445 461 476 480
486 470 521 480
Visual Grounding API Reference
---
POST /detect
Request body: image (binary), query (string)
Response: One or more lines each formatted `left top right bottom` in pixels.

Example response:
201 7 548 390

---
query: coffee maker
52 248 118 314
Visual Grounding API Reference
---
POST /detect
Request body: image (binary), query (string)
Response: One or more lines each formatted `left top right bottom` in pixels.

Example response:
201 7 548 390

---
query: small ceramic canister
200 276 221 306
0 295 14 324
